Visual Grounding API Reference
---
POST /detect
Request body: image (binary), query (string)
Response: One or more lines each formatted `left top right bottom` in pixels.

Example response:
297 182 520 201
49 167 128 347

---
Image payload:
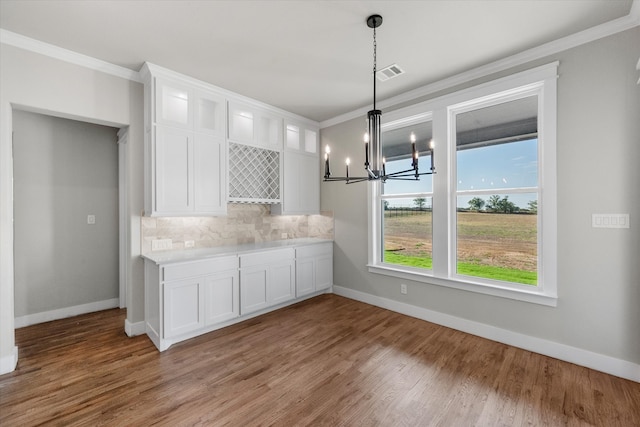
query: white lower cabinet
144 242 330 351
240 248 295 315
296 242 333 297
145 255 239 351
203 270 240 325
164 278 204 338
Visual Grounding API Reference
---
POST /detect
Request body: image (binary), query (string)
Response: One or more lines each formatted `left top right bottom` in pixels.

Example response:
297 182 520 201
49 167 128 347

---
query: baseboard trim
124 319 146 337
0 346 18 375
14 298 120 328
332 285 640 383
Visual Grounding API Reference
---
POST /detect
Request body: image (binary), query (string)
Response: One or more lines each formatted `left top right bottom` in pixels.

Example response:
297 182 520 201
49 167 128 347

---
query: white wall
321 27 640 373
13 111 119 318
0 43 144 373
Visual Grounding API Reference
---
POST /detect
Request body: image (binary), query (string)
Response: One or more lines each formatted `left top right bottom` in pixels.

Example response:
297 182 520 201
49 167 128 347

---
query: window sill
367 264 557 307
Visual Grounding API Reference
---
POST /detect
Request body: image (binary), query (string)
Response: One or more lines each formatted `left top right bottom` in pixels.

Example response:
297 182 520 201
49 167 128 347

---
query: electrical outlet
87 214 96 225
592 213 629 228
281 233 288 239
400 284 407 295
151 239 173 251
185 240 195 248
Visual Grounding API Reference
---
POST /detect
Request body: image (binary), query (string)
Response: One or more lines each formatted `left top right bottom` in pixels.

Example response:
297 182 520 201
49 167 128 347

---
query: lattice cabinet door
228 142 281 203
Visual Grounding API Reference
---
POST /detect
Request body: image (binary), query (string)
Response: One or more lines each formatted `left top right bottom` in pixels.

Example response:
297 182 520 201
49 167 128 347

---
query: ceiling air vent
376 63 404 82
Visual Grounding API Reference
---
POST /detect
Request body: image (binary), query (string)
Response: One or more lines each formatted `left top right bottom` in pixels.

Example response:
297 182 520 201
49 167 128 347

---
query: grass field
383 211 537 285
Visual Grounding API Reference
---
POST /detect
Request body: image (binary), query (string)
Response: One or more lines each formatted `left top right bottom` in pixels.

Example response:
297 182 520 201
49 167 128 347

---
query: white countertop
141 238 333 265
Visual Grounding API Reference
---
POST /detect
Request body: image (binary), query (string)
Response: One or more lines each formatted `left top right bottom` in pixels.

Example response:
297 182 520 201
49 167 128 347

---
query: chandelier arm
323 176 370 182
383 170 435 180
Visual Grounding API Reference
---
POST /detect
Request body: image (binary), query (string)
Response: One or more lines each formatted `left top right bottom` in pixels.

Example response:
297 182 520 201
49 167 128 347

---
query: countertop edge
141 238 333 265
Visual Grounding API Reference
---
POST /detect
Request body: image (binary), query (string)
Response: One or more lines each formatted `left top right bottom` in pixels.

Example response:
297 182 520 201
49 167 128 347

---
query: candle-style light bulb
429 139 435 172
410 132 417 169
382 156 386 176
346 157 350 179
324 146 331 178
364 132 370 167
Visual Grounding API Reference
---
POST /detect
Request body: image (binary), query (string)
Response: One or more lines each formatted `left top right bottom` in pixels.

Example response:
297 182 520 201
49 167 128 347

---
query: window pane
382 197 432 269
456 194 538 285
382 156 433 194
456 97 538 191
382 120 433 195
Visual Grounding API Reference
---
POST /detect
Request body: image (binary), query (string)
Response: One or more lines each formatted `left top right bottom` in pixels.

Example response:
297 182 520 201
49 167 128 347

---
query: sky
383 138 538 209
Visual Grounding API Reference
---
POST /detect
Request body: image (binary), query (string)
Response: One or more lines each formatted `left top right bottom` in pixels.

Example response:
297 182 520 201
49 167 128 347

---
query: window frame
368 63 558 306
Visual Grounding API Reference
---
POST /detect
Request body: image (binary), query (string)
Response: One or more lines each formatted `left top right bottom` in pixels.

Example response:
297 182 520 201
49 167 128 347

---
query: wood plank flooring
1 294 638 426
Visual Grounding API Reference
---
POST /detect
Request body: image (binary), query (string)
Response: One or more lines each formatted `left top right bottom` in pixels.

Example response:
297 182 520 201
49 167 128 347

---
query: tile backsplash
142 204 334 253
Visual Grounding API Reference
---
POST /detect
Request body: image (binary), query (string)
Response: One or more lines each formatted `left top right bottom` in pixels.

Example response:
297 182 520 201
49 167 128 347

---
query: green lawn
383 251 537 285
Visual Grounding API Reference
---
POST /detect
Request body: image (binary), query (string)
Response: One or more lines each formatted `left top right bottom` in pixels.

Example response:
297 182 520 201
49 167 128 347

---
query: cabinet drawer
240 248 295 268
163 256 239 281
296 242 332 259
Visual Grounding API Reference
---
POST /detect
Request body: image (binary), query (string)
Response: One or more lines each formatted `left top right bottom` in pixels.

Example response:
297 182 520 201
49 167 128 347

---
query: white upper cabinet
141 62 320 215
194 90 226 137
155 78 226 137
142 64 227 216
273 120 320 215
228 101 283 150
156 79 192 129
285 120 318 154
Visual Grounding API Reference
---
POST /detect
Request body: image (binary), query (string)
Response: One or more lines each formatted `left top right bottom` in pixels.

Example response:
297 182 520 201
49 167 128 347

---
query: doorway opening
12 110 127 327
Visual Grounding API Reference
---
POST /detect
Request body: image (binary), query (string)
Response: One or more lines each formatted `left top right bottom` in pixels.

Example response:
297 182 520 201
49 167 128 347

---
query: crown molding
321 3 640 129
0 29 142 83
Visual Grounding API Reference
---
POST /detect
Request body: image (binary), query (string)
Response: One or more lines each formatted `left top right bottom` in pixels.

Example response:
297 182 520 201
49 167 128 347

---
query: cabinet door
270 259 296 305
240 266 269 315
277 152 319 215
203 270 239 325
228 102 256 144
315 254 333 291
155 126 193 213
194 134 226 214
258 113 283 150
285 123 301 151
164 279 203 338
281 153 302 213
304 128 318 154
300 154 320 214
195 90 226 137
296 257 315 297
156 79 192 129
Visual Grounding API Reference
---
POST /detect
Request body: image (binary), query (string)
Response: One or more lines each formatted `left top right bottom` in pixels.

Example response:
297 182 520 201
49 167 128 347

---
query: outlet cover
152 239 173 251
400 284 408 295
87 214 96 225
592 214 629 229
185 240 195 248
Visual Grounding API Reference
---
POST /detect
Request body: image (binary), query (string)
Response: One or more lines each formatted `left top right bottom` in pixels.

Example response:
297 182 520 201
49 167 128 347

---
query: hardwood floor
1 295 638 426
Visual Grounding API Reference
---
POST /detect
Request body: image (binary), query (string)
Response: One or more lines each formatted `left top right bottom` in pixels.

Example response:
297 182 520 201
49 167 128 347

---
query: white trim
0 29 141 83
117 128 129 309
124 319 146 337
367 264 557 307
0 346 18 375
332 285 640 383
14 298 120 328
320 9 639 129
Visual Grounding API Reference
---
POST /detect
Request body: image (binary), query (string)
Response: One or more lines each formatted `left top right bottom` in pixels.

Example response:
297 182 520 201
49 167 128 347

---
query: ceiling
0 0 635 123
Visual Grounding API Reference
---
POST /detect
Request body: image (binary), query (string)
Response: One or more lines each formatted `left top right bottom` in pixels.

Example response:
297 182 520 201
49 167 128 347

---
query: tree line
466 196 537 213
385 196 537 214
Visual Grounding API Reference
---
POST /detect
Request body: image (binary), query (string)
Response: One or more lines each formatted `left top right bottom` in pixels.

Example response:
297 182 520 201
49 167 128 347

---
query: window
369 63 558 306
381 117 433 270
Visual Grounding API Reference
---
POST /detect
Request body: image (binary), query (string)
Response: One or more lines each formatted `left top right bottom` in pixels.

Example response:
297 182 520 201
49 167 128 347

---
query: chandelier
323 14 435 184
